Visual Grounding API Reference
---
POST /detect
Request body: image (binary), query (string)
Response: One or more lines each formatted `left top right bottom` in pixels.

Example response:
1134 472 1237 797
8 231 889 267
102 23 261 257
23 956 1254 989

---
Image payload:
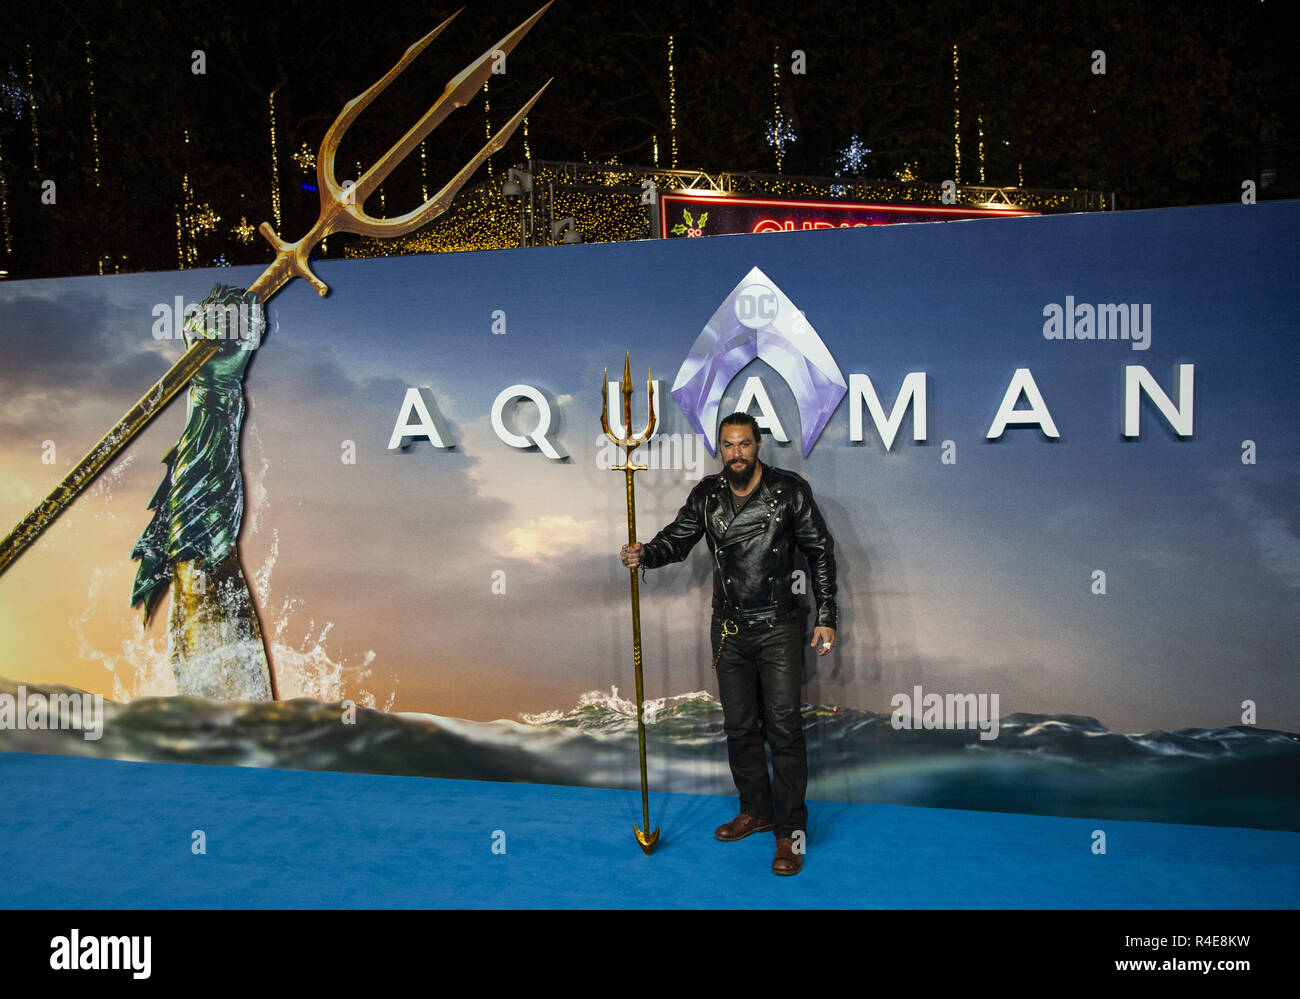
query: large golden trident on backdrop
0 4 552 577
601 353 660 854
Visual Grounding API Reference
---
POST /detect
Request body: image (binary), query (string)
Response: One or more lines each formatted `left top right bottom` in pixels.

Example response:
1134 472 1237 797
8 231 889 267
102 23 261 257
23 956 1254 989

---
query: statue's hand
182 285 265 385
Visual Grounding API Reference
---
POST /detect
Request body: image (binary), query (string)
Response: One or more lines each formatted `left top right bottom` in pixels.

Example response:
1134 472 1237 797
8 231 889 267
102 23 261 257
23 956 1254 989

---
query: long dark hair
719 411 761 443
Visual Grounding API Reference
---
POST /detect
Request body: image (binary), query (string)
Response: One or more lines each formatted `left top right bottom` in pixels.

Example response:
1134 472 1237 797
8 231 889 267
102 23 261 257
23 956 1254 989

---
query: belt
713 599 804 626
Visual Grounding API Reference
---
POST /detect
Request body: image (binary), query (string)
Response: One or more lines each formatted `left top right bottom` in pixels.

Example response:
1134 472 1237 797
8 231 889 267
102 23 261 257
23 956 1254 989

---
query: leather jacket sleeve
639 481 706 568
792 479 838 630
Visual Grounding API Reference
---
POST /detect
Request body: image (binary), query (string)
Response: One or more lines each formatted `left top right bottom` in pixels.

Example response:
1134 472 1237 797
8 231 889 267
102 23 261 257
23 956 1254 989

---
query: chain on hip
711 619 739 670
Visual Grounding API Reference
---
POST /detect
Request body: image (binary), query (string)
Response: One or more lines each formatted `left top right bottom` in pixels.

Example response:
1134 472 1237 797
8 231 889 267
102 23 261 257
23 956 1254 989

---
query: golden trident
0 4 553 577
601 352 660 854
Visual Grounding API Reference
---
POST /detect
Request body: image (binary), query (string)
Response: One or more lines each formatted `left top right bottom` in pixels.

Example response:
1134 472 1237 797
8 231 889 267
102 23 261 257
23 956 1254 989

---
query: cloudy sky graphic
1 201 1297 733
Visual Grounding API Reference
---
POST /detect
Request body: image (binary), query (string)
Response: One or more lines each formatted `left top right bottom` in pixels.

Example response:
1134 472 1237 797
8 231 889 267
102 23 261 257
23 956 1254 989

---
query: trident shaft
0 4 552 578
601 352 660 854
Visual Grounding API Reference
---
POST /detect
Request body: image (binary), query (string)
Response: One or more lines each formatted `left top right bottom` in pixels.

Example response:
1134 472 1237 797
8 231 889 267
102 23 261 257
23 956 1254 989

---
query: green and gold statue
130 284 274 701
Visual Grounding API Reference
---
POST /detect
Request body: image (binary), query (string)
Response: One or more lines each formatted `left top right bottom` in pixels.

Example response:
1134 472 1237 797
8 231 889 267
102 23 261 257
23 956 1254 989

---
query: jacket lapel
709 476 733 538
714 472 771 547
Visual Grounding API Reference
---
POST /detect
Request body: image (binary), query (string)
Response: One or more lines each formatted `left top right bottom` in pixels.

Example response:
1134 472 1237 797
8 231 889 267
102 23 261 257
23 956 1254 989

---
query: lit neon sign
752 218 870 232
658 192 1037 239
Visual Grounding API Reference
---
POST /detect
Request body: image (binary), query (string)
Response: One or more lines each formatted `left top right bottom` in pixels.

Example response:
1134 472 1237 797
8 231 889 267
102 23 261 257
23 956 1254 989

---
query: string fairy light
483 80 492 179
653 134 659 167
269 91 281 230
523 116 531 161
978 113 984 184
26 43 40 173
346 162 1087 260
420 140 429 201
86 41 101 189
291 141 314 172
773 49 783 174
180 130 193 267
190 203 220 235
174 129 220 268
953 44 960 184
191 210 219 268
354 158 364 231
668 36 677 168
0 129 13 254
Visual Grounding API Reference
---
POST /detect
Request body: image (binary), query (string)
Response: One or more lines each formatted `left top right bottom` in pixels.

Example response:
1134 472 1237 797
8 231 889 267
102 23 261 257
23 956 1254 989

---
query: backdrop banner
2 201 1297 830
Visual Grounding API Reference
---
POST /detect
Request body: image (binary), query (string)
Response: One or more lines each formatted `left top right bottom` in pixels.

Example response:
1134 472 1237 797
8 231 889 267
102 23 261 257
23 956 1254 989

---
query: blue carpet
2 752 1296 908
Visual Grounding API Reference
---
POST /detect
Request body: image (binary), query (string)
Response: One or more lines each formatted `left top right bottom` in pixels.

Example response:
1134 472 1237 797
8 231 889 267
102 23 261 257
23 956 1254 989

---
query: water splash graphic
66 408 396 710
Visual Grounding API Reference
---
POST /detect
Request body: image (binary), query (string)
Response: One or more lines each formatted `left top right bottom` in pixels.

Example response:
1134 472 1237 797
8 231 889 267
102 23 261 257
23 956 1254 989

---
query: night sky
0 0 1293 278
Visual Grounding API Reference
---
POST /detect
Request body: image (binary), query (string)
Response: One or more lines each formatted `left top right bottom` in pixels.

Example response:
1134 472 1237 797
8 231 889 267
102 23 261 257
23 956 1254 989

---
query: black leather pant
711 614 807 839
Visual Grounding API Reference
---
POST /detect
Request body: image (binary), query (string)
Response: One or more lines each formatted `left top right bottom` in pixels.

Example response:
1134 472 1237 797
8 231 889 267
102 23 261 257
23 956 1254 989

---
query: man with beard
620 412 837 875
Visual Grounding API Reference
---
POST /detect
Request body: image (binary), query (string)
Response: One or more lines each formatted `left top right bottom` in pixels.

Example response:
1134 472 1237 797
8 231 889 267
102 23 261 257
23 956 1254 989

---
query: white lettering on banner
848 372 927 448
388 387 453 449
389 364 1197 461
492 384 566 459
734 376 789 442
1124 364 1194 437
987 368 1060 439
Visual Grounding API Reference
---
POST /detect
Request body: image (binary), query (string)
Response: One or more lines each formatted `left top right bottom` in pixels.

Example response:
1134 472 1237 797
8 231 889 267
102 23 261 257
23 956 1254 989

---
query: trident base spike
602 352 660 854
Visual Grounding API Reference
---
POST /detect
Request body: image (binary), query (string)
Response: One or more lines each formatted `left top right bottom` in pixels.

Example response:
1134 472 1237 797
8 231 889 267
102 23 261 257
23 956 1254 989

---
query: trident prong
601 352 656 470
255 2 554 300
0 8 553 580
602 352 660 854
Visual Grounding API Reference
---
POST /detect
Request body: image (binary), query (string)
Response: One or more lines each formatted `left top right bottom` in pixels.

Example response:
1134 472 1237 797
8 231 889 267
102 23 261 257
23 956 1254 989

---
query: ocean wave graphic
2 678 1296 831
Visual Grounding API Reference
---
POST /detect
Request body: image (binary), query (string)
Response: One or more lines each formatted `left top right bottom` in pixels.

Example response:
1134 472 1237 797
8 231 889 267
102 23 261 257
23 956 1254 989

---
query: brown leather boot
714 813 775 842
772 837 802 875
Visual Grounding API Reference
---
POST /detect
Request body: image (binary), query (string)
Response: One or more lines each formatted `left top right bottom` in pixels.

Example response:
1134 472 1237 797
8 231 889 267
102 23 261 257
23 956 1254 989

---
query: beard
722 456 757 487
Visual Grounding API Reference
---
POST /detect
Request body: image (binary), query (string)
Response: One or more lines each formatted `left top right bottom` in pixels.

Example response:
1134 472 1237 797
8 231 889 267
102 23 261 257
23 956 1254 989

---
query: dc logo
734 283 778 329
672 264 848 458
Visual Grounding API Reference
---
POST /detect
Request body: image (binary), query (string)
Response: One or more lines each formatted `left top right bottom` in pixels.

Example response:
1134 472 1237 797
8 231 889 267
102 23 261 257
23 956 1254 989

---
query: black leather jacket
640 463 837 629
